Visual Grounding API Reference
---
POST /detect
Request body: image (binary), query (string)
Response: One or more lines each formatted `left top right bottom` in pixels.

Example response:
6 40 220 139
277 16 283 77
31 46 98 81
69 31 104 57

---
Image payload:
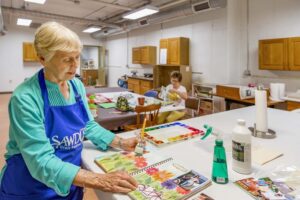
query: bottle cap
237 119 246 126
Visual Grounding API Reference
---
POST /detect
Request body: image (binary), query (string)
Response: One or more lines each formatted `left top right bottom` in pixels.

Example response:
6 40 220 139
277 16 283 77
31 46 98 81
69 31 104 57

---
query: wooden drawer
216 85 240 99
200 100 213 110
128 78 140 85
287 101 300 111
141 80 153 87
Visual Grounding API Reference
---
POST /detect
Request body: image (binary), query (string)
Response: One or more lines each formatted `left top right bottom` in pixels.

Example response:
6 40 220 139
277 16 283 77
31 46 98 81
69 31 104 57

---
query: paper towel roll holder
249 124 276 139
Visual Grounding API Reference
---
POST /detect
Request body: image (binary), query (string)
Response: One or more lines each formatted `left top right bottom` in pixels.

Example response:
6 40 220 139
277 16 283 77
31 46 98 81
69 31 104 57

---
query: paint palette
144 122 204 147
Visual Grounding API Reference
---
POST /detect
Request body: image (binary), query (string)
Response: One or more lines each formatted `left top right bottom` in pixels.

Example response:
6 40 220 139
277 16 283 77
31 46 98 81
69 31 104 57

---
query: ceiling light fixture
24 0 46 4
123 5 159 20
83 26 101 33
17 18 32 26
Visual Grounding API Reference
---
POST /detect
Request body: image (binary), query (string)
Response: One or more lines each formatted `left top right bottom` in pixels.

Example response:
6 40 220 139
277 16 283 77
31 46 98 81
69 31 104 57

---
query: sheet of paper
252 147 283 165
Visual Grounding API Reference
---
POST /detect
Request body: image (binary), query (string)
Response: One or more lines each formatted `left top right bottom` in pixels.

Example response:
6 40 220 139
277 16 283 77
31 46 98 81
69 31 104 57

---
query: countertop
127 75 153 81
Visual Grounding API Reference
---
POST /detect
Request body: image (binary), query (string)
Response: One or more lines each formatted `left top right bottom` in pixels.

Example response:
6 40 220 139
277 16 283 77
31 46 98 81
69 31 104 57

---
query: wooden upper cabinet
259 38 288 70
288 37 300 70
132 47 141 64
23 42 39 62
132 46 156 65
159 37 189 65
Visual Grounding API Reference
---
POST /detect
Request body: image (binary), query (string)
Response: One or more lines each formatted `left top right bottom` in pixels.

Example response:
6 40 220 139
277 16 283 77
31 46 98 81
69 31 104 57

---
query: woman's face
43 51 80 82
170 77 180 88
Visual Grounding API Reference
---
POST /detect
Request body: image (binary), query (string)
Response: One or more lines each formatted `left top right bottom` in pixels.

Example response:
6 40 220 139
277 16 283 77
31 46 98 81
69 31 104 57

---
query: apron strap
69 80 82 102
38 69 50 109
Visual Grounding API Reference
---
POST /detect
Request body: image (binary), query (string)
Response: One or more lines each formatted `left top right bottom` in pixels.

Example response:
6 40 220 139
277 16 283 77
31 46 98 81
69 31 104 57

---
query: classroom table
82 106 300 199
94 91 185 130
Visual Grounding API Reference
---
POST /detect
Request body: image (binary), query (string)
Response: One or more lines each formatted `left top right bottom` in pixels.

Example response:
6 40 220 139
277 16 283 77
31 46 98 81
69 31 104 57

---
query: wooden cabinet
287 101 300 111
288 37 300 70
153 65 192 91
159 37 189 65
128 77 153 95
259 37 300 71
81 69 98 86
23 42 39 62
132 46 156 65
259 38 288 70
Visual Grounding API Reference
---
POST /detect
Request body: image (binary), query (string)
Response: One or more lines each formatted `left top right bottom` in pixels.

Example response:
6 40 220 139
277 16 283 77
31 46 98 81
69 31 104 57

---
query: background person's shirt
0 71 115 196
166 84 187 107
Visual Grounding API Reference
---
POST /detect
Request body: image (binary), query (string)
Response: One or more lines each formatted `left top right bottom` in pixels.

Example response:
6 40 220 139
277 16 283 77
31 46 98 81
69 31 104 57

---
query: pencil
141 118 147 139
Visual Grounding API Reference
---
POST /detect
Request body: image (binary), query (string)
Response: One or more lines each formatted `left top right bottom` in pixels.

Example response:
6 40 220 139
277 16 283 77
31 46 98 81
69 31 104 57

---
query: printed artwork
235 177 295 200
144 122 204 147
129 165 210 200
190 193 214 200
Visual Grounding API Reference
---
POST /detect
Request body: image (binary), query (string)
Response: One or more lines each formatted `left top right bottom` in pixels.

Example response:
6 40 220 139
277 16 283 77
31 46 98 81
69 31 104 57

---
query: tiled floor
0 94 98 200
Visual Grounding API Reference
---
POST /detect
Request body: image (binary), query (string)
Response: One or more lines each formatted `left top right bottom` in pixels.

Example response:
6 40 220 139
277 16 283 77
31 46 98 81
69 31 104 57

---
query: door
132 47 141 64
259 38 288 70
288 37 300 70
168 38 180 65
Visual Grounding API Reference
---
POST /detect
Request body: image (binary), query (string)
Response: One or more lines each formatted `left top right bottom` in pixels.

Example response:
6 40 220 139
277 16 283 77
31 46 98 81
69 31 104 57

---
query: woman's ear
39 56 46 66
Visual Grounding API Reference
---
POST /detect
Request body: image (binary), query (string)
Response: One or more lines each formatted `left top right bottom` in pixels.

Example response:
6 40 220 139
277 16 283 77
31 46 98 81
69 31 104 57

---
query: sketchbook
95 151 211 200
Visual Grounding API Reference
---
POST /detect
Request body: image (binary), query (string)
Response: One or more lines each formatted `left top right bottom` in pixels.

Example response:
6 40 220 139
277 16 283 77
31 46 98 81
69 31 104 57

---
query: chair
124 103 161 131
184 97 200 118
144 90 159 98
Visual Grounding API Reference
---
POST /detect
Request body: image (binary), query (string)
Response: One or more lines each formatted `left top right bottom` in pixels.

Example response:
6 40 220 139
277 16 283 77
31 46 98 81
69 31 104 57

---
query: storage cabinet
153 65 192 91
132 46 156 65
81 69 98 86
23 42 39 62
259 37 300 71
288 37 300 70
127 77 153 95
159 37 189 65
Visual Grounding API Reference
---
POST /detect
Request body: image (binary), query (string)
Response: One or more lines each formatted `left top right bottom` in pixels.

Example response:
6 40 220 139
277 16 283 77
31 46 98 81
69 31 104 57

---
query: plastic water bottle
202 125 228 184
212 139 229 184
232 119 252 174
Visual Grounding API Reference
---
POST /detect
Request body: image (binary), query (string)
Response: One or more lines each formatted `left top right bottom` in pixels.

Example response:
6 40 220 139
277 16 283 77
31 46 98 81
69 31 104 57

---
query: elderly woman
0 22 138 200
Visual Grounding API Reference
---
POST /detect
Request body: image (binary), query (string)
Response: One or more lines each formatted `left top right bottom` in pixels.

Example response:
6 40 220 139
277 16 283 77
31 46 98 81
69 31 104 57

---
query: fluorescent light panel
24 0 46 4
123 5 159 20
83 27 101 33
17 18 32 26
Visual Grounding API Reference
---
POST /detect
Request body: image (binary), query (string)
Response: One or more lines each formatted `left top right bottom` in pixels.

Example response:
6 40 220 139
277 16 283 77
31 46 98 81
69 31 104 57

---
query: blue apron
0 69 89 200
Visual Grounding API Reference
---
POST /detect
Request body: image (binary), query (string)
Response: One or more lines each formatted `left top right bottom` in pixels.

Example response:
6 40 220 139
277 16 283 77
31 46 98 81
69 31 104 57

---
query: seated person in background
158 71 187 124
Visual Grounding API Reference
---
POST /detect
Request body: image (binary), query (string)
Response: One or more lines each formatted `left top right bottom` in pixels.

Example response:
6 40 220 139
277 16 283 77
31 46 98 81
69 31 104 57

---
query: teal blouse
0 72 115 196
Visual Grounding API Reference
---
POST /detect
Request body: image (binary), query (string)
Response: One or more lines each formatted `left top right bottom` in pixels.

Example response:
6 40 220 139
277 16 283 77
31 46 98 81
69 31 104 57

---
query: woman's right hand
93 171 138 193
73 169 138 194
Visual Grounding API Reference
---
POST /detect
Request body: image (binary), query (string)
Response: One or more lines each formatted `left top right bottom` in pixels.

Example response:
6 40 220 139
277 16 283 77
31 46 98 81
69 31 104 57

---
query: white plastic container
232 119 252 174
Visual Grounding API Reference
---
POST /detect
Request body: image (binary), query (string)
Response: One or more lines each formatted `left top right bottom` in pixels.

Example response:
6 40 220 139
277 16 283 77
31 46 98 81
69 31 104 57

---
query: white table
82 107 300 199
99 91 185 113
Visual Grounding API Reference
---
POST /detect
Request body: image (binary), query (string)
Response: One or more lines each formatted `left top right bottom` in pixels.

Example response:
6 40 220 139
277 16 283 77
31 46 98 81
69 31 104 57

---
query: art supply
201 125 228 184
252 147 283 165
255 88 268 133
99 102 115 109
143 122 204 147
135 118 147 155
137 97 145 106
232 119 252 174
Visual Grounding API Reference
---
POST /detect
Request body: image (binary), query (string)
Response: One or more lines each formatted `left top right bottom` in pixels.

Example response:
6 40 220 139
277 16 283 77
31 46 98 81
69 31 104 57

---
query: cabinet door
160 39 168 49
23 42 39 62
132 47 141 64
140 47 149 64
259 39 288 70
288 37 300 70
128 78 140 94
168 38 180 64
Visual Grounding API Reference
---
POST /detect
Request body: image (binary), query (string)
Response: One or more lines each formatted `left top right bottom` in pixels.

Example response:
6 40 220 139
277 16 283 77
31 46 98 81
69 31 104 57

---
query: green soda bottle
202 125 229 184
212 139 228 184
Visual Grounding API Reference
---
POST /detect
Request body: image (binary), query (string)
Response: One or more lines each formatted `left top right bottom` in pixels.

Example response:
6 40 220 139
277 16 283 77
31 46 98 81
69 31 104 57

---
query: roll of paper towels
270 83 285 101
255 89 268 132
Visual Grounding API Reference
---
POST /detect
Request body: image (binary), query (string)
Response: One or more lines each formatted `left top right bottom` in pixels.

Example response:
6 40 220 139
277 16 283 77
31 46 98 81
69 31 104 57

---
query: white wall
104 0 300 92
0 24 102 92
245 0 300 91
104 8 228 87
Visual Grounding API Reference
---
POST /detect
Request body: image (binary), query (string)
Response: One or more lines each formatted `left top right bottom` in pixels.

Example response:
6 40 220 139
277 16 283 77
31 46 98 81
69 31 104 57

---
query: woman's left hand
120 137 138 151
